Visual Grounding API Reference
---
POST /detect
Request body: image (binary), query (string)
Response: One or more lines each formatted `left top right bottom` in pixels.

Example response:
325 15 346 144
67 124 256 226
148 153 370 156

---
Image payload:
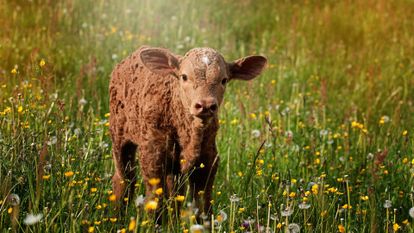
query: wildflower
42 175 51 180
342 204 352 209
199 163 205 168
94 221 101 225
409 207 414 218
39 59 46 67
402 130 408 136
8 207 12 214
251 129 261 138
145 200 158 211
23 213 43 225
289 192 296 198
298 202 311 210
148 178 160 186
393 223 400 231
216 210 227 223
403 219 409 225
155 187 163 195
8 194 20 206
175 195 185 202
238 207 245 213
281 206 293 217
311 184 319 195
64 171 74 177
128 217 136 231
90 187 97 193
360 195 369 201
338 224 345 233
135 195 145 207
110 217 117 223
88 226 95 233
190 224 205 233
288 223 300 233
277 223 283 229
109 194 116 202
11 68 17 74
384 200 392 209
17 106 23 113
230 194 240 202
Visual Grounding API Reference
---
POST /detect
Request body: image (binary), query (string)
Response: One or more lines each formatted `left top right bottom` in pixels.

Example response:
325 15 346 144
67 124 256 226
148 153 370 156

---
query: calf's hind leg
112 141 138 203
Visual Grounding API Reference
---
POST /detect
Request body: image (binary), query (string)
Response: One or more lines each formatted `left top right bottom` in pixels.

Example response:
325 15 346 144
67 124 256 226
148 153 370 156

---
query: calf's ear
228 55 267 81
140 47 179 76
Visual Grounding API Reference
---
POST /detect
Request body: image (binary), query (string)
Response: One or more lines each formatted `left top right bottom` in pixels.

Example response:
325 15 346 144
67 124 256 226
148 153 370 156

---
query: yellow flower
95 204 102 210
110 217 117 223
199 163 205 168
94 221 101 225
17 106 23 113
289 192 296 198
39 59 46 67
311 184 319 195
8 207 12 214
393 223 400 232
175 195 185 202
42 175 51 180
276 223 283 229
109 194 116 202
148 178 160 186
88 226 95 233
155 187 163 195
104 112 110 117
90 187 97 193
145 200 158 211
360 195 369 201
402 219 409 225
238 207 245 213
342 204 352 209
402 130 408 136
11 68 17 74
119 228 126 233
249 113 257 119
64 171 74 177
403 157 409 164
338 224 345 233
128 218 136 231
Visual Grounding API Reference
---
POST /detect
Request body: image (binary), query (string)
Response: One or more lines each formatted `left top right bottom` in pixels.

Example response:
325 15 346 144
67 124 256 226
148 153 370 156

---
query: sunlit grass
1 0 414 232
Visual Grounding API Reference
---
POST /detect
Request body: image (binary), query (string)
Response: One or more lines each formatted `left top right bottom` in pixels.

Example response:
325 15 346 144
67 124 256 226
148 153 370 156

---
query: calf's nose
194 98 218 116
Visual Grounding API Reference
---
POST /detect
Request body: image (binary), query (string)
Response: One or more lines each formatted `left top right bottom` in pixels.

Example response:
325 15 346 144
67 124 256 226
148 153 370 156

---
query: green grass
1 0 414 232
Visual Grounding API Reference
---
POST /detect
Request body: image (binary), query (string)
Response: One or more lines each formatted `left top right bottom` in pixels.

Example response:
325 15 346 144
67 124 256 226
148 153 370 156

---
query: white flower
281 206 293 217
319 129 329 136
8 194 20 206
23 213 43 225
409 207 414 218
190 224 205 233
229 194 240 203
288 223 300 233
135 195 145 207
298 202 311 210
383 200 392 209
79 98 87 106
217 210 227 223
251 129 261 138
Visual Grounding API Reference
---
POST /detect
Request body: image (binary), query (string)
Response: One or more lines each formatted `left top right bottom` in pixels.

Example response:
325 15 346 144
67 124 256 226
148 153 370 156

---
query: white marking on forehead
201 56 211 65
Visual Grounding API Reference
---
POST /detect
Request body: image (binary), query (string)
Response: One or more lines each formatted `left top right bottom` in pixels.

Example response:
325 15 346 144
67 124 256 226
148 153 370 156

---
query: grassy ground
1 0 414 232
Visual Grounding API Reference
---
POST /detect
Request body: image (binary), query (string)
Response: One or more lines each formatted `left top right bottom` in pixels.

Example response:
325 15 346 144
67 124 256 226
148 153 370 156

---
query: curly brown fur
109 46 267 217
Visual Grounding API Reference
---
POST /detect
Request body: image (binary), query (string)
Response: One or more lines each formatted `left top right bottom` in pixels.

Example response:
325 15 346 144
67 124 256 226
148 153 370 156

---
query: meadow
1 0 414 232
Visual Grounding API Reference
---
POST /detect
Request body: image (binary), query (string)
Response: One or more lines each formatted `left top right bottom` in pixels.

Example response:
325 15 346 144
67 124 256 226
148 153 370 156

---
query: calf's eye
180 74 188 81
221 78 228 85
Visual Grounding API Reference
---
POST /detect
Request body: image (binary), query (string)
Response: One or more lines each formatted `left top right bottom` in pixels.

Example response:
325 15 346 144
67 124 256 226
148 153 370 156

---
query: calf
109 46 266 217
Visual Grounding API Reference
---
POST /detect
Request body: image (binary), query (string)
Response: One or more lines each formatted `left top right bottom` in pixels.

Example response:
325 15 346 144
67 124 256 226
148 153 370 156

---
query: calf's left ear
228 55 267 81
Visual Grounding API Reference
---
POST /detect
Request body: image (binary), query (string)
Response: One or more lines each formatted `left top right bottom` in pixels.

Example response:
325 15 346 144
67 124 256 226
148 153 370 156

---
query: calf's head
140 47 267 120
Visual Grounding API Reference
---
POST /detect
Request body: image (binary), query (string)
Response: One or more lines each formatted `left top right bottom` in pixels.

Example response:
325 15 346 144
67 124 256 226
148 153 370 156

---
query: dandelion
190 224 205 233
148 178 160 186
311 184 319 195
230 194 241 203
251 129 261 138
110 217 118 223
88 226 95 233
287 223 300 233
199 163 205 168
145 200 158 211
23 213 43 225
90 187 97 193
42 175 50 180
338 224 345 233
402 130 408 136
109 194 116 202
409 207 414 218
384 200 392 209
39 59 46 67
393 223 400 231
8 194 20 206
79 98 88 106
281 206 293 217
64 171 74 177
298 202 311 210
216 210 227 223
128 217 136 231
155 187 163 195
135 195 145 207
11 68 17 74
175 195 185 202
360 195 369 201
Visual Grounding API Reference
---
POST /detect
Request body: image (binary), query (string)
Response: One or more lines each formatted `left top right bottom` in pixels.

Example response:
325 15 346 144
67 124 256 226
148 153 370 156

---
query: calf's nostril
194 103 203 109
209 104 218 112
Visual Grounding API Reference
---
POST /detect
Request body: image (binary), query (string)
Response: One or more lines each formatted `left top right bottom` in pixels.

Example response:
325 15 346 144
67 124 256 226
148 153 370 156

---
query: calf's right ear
140 47 180 76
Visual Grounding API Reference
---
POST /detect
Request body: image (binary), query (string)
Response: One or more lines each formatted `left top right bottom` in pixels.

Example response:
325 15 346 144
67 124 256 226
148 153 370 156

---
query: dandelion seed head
288 223 300 233
8 194 20 206
23 213 43 225
409 207 414 218
190 224 205 233
384 200 392 209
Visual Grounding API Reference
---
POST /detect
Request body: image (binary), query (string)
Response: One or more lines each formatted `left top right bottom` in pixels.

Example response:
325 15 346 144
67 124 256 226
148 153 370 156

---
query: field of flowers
1 0 414 232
